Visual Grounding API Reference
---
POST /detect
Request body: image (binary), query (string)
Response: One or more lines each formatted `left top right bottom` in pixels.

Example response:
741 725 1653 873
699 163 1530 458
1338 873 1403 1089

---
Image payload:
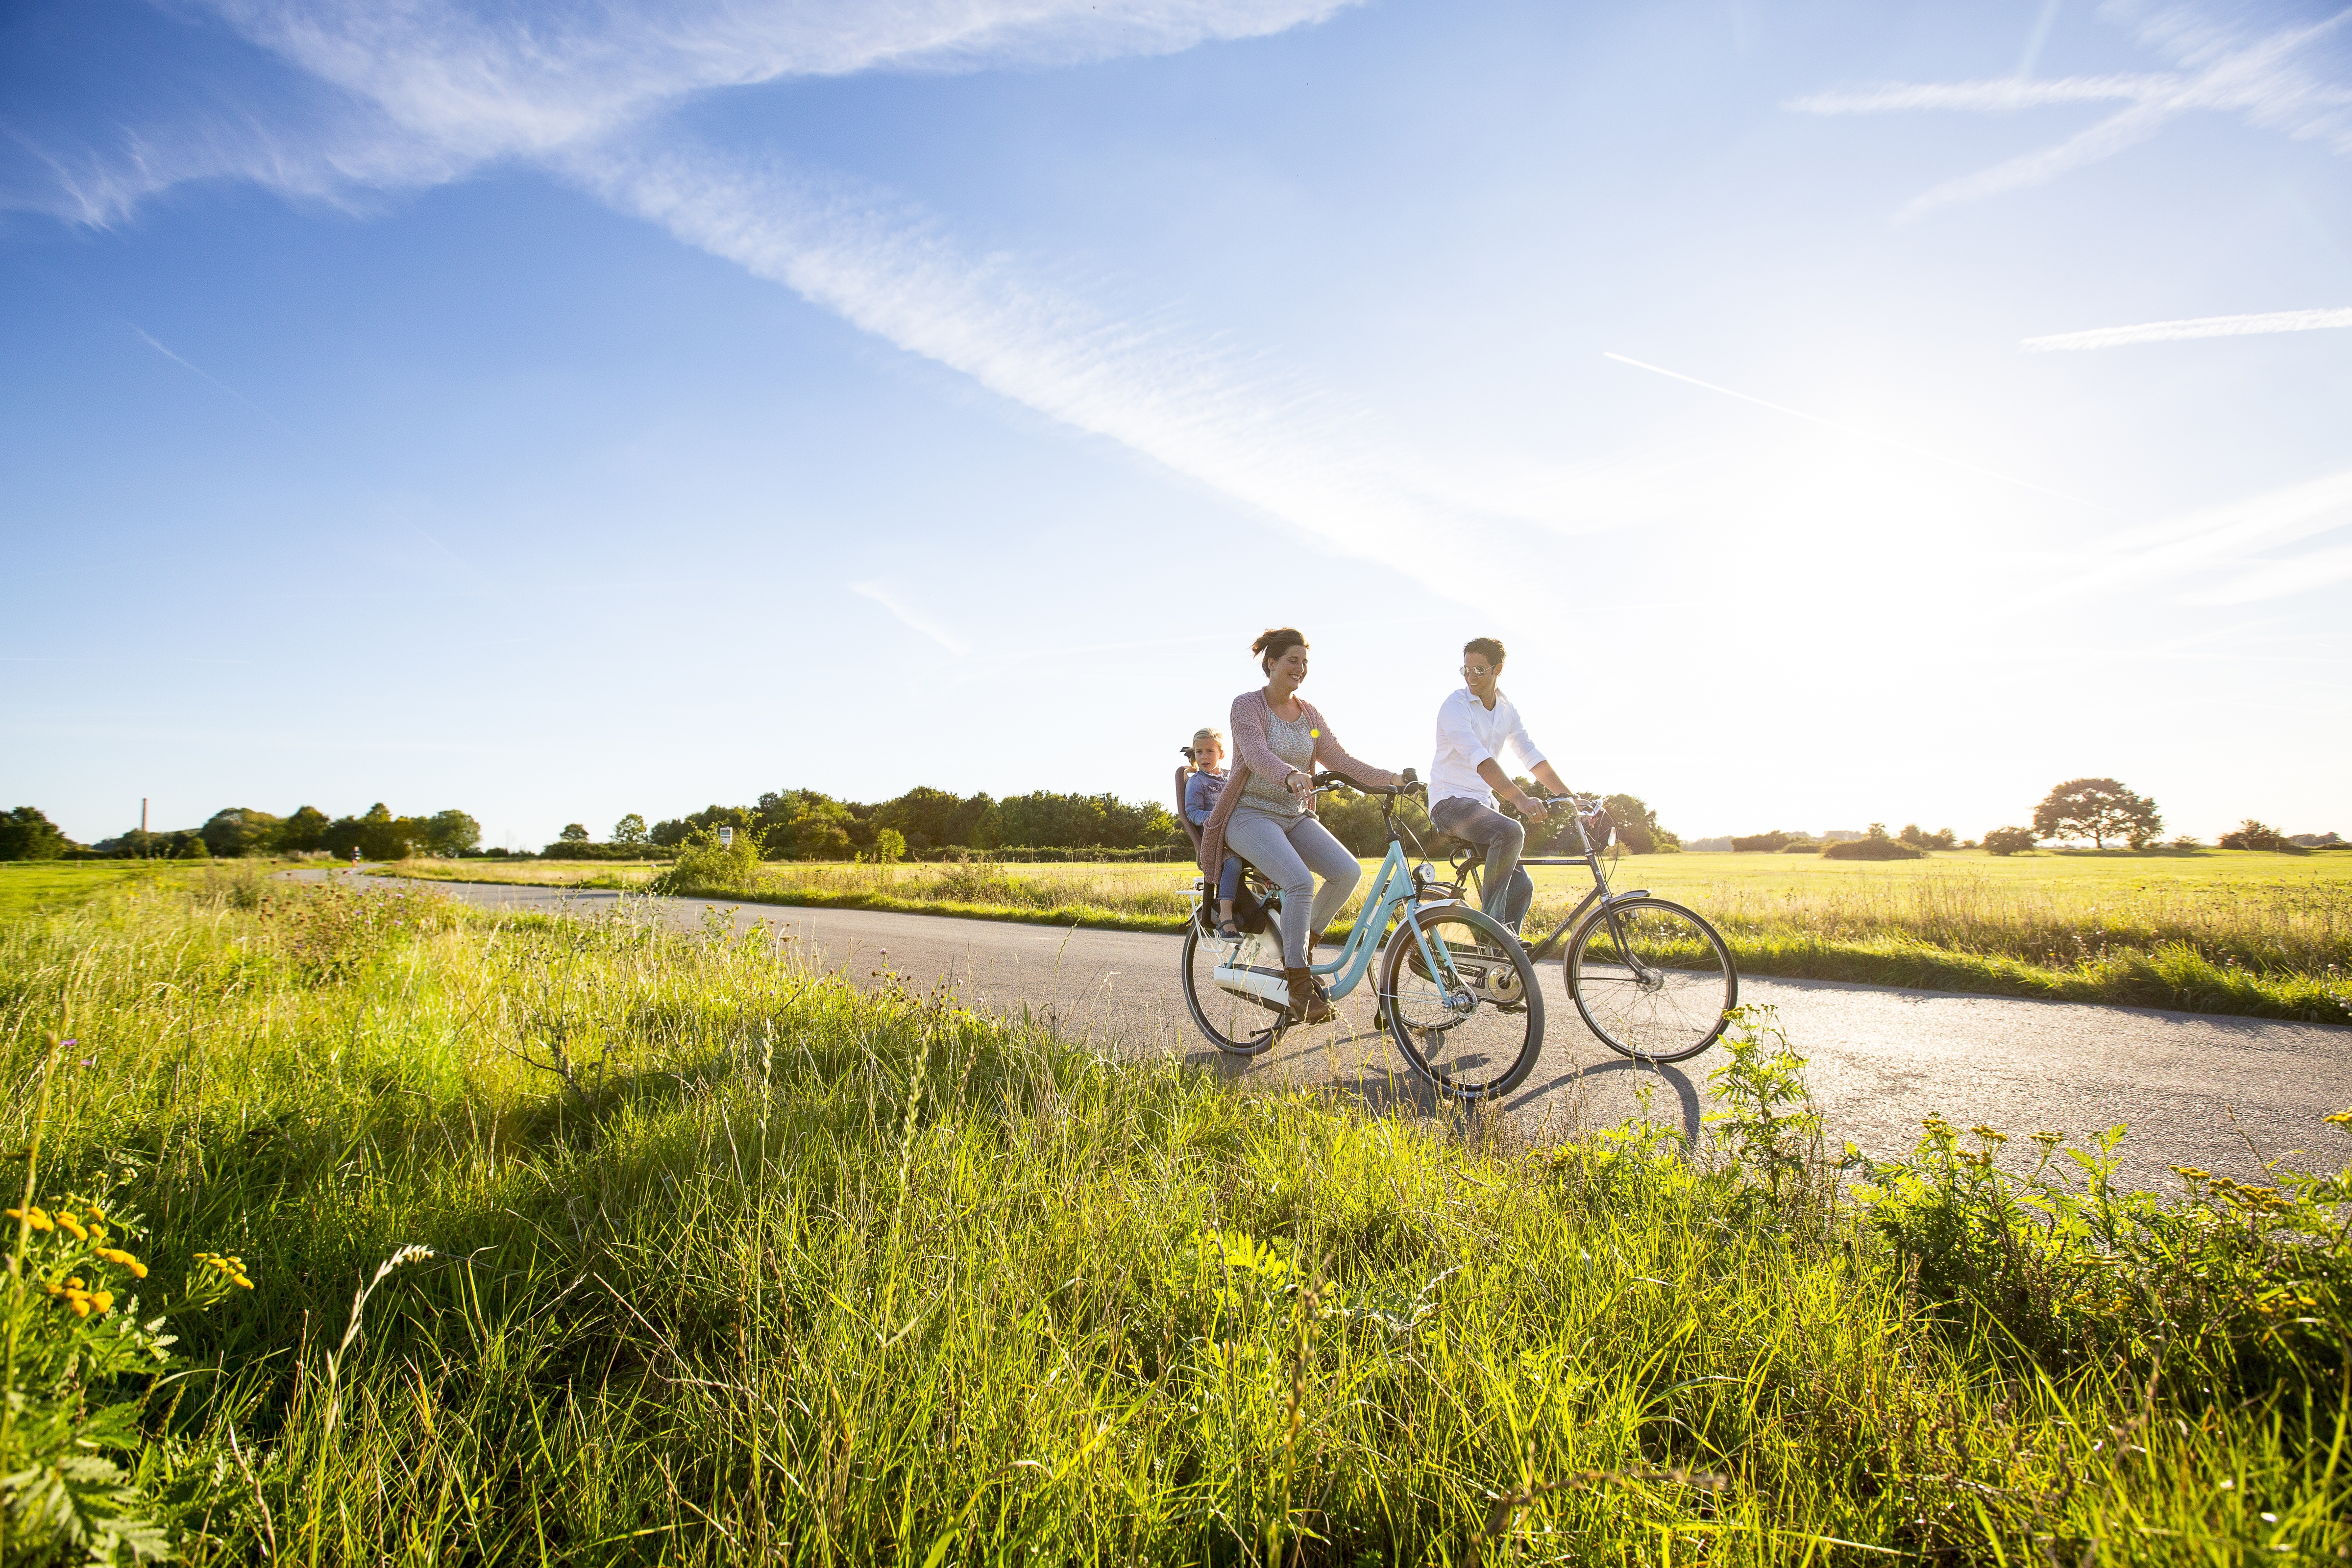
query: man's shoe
1283 966 1335 1025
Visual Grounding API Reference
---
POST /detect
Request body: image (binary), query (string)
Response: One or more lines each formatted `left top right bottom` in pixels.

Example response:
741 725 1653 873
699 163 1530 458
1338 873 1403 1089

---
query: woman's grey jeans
1223 806 1362 967
1428 795 1533 932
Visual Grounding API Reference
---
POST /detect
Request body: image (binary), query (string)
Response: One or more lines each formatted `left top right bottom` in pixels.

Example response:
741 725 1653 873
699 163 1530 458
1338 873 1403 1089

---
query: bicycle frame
1209 786 1479 1006
1453 804 1649 964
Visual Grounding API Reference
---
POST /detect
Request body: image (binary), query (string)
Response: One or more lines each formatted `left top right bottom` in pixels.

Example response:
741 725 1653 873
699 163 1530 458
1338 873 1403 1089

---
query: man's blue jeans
1429 796 1533 933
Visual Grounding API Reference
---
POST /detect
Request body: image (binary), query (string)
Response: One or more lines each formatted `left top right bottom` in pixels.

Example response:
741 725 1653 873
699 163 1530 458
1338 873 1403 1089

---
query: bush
1822 837 1925 860
1732 831 1796 853
539 842 676 861
1777 840 1818 854
2220 820 2309 853
649 825 767 895
1983 826 2037 856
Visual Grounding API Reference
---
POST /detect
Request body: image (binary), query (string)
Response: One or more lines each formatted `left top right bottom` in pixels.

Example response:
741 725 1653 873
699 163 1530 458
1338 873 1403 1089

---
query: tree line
0 804 480 861
617 786 1187 861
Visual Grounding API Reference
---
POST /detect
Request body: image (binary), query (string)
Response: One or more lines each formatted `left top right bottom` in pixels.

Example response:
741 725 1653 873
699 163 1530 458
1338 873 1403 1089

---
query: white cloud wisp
851 580 971 656
1788 4 2352 217
12 0 1358 224
2022 307 2352 349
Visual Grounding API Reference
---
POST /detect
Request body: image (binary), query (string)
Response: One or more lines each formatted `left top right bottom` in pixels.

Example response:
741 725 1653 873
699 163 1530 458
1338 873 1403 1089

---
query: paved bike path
354 875 2352 1194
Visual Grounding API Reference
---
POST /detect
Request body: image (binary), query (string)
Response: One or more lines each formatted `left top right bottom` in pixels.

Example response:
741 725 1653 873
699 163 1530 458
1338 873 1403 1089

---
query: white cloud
2022 306 2352 349
575 143 1696 602
13 0 1357 223
17 0 1698 608
1788 3 2352 217
2038 466 2352 604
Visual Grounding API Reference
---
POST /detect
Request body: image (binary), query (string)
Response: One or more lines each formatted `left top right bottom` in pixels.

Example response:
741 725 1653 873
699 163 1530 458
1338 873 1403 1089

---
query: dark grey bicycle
1446 797 1737 1064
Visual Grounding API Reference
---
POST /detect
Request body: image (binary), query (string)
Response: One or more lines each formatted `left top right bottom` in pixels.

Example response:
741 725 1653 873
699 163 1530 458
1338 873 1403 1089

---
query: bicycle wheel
1565 898 1736 1063
1180 924 1283 1056
1380 905 1544 1101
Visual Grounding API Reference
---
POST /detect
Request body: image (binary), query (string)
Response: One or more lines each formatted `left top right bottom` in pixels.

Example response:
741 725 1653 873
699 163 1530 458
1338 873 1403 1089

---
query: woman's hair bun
1251 627 1308 671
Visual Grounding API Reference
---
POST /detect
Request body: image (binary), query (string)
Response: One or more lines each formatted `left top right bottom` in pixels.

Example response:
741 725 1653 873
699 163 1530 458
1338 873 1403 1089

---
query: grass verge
2 879 2350 1562
383 853 2352 1024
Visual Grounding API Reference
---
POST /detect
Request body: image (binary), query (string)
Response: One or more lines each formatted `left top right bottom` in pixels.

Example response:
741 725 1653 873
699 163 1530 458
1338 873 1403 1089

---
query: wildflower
2327 1108 2352 1127
5 1206 53 1231
54 1211 88 1242
1969 1125 2009 1144
94 1247 147 1278
89 1290 114 1314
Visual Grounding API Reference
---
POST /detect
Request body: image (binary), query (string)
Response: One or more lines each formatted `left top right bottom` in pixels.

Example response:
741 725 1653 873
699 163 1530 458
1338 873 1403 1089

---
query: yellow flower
89 1290 114 1314
67 1294 92 1318
54 1212 88 1242
233 1274 254 1290
6 1206 53 1232
93 1247 147 1278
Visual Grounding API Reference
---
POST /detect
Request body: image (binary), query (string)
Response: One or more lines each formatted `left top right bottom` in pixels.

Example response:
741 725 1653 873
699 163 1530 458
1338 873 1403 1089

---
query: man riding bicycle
1428 637 1568 937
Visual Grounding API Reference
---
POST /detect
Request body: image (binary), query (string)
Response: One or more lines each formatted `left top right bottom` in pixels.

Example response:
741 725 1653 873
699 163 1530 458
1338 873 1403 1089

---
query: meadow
4 871 2350 1563
377 847 2352 1023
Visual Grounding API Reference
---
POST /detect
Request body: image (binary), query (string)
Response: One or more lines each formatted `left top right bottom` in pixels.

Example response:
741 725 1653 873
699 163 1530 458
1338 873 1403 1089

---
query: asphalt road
357 875 2352 1194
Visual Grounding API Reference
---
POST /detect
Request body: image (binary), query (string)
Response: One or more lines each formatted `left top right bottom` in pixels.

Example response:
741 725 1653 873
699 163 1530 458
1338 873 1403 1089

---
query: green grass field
4 876 2349 1563
381 847 2352 1023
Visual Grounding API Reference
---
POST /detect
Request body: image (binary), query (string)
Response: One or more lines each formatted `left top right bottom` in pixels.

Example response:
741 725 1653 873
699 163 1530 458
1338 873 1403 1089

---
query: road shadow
1505 1055 1705 1143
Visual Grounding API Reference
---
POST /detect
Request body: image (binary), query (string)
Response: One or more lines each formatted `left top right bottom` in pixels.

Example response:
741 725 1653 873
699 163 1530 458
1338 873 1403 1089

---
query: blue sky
3 0 2348 850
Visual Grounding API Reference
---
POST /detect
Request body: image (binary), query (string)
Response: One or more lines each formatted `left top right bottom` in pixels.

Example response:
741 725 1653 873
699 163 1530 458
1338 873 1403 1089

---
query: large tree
2031 778 2162 849
200 807 283 858
0 806 71 860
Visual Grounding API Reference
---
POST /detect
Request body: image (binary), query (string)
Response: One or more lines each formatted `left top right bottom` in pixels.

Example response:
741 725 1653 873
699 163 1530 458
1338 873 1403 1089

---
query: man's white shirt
1430 686 1547 811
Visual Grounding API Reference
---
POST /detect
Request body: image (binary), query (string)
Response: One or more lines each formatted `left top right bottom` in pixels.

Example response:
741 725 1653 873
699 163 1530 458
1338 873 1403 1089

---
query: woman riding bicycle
1195 627 1407 1025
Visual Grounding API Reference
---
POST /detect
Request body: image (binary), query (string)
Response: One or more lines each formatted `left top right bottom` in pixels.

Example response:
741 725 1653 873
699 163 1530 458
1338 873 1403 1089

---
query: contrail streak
2022 308 2352 351
1600 351 2108 512
129 324 296 434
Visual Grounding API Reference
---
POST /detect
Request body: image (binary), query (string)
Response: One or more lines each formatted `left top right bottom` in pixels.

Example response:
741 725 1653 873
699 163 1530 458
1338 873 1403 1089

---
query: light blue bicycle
1179 772 1547 1101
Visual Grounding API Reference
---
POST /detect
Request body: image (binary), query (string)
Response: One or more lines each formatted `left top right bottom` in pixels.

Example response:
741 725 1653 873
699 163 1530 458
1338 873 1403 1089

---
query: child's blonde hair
1191 727 1225 751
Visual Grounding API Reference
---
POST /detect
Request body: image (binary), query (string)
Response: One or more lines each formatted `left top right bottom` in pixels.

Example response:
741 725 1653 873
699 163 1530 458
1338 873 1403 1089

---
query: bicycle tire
1380 904 1544 1101
1565 897 1736 1064
1180 924 1283 1056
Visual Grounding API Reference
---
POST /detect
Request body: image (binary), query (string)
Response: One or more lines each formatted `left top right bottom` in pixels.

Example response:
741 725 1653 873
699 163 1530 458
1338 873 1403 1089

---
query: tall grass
2 880 2349 1562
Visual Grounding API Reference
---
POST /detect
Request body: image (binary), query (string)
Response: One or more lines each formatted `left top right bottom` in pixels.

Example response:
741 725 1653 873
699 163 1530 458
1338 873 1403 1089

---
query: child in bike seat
1184 727 1245 938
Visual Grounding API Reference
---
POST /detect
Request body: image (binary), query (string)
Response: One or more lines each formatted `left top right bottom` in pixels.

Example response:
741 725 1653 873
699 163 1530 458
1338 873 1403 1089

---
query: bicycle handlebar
1310 769 1423 799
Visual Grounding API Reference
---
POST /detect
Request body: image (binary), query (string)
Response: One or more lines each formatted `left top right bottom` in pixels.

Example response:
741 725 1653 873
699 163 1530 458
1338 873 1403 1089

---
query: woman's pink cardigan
1197 690 1397 882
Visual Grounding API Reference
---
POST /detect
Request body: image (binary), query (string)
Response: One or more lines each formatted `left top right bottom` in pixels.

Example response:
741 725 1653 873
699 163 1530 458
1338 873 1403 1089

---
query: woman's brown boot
1283 966 1335 1025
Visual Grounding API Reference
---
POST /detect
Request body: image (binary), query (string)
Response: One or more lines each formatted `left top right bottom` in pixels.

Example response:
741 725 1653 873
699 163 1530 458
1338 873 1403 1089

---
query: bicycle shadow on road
1505 1056 1705 1145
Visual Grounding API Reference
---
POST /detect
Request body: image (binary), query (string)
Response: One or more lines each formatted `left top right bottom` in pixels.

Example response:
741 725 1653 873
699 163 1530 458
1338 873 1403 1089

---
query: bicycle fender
1603 889 1651 904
